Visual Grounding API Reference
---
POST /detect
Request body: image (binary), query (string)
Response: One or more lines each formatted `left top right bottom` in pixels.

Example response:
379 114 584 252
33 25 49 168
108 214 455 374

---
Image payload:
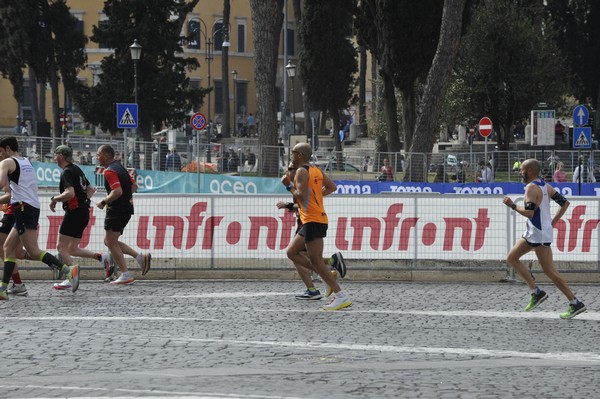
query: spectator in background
246 148 256 167
378 158 394 181
452 163 467 183
227 147 239 172
555 120 566 143
477 161 493 183
246 113 256 137
165 148 182 171
158 136 168 171
553 161 568 182
513 159 523 174
433 165 449 183
573 156 596 183
86 152 93 165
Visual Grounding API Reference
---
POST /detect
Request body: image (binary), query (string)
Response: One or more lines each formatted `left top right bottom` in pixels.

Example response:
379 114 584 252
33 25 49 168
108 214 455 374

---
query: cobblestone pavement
1 279 599 398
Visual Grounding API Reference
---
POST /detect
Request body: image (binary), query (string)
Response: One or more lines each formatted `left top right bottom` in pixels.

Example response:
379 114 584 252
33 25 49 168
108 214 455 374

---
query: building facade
0 0 301 137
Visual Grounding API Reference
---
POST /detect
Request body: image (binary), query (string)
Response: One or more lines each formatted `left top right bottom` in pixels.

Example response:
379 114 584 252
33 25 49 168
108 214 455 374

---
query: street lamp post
231 69 237 135
205 37 213 163
129 39 142 169
285 61 297 138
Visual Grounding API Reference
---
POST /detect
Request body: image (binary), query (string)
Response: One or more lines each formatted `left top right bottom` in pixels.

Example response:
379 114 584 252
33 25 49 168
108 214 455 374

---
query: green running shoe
560 302 587 319
524 290 547 311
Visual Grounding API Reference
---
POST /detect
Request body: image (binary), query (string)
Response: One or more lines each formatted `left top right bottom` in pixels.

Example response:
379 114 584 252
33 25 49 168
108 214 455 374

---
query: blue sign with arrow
116 103 138 129
573 105 589 127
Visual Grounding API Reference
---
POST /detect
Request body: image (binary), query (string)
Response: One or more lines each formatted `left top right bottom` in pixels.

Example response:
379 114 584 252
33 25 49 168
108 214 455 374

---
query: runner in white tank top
503 159 586 319
522 180 553 245
8 156 40 209
0 137 80 300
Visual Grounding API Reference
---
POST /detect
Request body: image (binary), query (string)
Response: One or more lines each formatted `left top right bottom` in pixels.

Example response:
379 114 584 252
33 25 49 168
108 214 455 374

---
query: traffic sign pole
478 117 493 171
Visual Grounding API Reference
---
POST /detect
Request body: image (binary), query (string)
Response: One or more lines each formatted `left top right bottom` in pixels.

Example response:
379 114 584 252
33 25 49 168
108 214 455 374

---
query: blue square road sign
116 103 138 129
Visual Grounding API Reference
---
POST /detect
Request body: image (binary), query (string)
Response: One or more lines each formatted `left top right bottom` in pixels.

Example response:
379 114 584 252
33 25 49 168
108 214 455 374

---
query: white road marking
154 336 600 363
0 384 303 399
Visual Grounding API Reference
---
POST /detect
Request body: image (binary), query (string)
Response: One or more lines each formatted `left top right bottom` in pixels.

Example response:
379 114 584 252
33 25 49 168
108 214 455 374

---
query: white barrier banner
35 195 600 261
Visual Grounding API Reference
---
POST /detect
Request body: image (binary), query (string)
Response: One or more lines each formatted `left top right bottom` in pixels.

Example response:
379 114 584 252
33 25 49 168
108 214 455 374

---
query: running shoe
53 279 72 290
100 252 115 279
559 302 587 319
7 283 28 296
137 253 152 276
324 269 339 298
524 290 548 311
295 289 323 300
67 265 80 293
0 288 7 300
323 294 352 310
332 252 347 278
110 273 135 285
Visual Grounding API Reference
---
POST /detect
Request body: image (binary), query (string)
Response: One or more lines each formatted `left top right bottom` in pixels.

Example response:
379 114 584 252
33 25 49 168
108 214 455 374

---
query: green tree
546 0 600 134
0 0 87 137
249 0 284 177
299 0 358 158
445 0 568 151
76 0 204 142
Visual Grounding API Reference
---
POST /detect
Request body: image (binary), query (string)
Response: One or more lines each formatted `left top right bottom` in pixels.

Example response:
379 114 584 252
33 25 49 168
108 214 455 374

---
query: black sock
3 260 16 285
41 252 63 269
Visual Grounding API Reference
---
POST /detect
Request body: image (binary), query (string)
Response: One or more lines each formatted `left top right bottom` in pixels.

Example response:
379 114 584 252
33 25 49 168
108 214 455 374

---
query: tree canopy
75 0 204 140
299 0 358 154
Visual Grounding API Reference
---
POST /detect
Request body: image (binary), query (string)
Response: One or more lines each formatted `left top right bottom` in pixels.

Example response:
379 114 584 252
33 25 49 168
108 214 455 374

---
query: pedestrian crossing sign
573 127 592 149
116 103 138 128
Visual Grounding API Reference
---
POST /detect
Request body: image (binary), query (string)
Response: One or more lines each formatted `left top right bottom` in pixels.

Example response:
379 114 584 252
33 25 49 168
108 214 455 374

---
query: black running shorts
104 209 132 234
0 213 14 235
59 207 90 239
297 222 328 243
13 203 40 235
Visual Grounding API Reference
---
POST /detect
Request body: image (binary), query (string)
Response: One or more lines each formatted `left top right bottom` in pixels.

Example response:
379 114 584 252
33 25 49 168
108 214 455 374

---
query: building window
286 28 295 56
213 22 224 51
98 20 109 49
237 23 245 53
188 20 200 49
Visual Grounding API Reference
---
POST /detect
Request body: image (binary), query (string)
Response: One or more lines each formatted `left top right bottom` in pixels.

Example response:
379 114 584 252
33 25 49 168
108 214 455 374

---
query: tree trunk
250 0 284 177
358 46 368 137
28 69 40 125
381 69 400 152
401 86 417 151
405 0 467 182
221 0 231 138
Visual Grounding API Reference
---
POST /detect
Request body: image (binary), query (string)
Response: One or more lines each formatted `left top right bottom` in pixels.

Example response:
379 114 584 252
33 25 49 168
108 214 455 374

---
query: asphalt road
1 279 599 398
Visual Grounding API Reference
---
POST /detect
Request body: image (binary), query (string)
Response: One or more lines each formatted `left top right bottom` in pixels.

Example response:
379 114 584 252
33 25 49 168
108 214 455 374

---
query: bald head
522 159 540 175
292 143 312 161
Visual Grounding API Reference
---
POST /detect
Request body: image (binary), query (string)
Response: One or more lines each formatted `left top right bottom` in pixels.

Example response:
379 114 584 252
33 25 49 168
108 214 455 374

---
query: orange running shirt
298 165 328 225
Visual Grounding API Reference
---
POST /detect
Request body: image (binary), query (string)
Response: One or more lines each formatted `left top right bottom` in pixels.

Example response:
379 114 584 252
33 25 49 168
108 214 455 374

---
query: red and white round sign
478 117 493 137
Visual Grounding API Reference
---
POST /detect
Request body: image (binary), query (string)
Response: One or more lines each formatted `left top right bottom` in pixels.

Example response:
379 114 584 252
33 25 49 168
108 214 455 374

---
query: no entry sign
478 117 493 138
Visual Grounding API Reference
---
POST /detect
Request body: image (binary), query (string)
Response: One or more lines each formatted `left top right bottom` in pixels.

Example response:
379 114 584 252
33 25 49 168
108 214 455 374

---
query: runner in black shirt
50 145 114 290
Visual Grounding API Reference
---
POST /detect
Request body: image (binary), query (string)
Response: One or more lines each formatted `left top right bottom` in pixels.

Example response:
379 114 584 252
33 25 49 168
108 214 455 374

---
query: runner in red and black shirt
49 145 113 290
96 144 151 285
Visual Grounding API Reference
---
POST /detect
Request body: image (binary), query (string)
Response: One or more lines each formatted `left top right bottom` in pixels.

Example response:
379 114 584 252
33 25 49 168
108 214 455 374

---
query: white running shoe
110 273 135 285
323 293 352 311
53 279 72 291
7 283 28 296
323 269 339 298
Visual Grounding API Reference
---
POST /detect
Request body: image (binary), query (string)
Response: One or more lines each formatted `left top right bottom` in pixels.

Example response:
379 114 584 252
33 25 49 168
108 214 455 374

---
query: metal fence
12 134 600 183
